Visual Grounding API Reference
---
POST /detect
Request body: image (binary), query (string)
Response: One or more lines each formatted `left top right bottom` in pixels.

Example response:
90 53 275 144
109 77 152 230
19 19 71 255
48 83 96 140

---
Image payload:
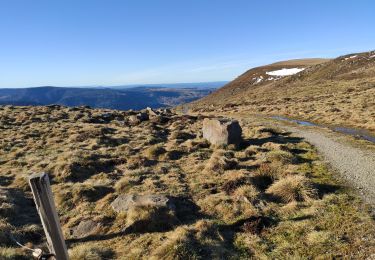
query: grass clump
125 205 178 233
222 178 246 195
127 155 154 170
150 227 203 260
115 176 143 193
251 163 279 190
144 144 166 159
266 175 317 203
69 244 114 260
204 150 238 174
266 150 297 164
233 185 260 204
0 247 29 260
72 184 113 203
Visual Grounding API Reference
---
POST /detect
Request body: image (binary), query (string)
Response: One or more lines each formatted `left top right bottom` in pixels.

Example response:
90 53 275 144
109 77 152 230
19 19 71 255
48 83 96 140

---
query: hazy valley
0 82 226 111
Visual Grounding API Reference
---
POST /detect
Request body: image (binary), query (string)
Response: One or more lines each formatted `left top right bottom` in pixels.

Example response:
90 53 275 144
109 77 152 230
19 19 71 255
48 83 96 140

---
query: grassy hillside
0 105 374 259
191 51 375 133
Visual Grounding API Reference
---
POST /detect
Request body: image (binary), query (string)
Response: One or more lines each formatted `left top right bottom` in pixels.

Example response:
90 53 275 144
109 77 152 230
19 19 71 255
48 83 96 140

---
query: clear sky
0 0 374 88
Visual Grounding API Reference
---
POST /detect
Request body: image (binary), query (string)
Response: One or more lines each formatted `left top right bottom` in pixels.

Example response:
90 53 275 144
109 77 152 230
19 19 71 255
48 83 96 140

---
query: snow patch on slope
345 55 358 60
253 76 263 84
266 68 305 76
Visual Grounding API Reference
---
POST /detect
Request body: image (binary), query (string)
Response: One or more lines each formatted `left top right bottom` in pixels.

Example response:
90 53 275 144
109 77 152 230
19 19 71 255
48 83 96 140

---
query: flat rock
202 118 242 146
70 220 101 239
111 194 175 213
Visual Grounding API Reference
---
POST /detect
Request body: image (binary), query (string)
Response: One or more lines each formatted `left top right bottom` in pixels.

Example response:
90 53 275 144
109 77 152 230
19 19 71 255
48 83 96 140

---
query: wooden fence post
29 173 69 260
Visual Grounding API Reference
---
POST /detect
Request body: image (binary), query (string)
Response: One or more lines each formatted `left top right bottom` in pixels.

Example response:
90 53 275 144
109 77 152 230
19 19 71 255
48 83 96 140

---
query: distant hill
111 81 228 89
191 51 375 133
0 84 223 110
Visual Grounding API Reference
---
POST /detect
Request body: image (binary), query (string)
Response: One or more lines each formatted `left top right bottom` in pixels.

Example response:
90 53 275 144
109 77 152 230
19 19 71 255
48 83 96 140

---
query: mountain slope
194 58 329 105
191 51 375 133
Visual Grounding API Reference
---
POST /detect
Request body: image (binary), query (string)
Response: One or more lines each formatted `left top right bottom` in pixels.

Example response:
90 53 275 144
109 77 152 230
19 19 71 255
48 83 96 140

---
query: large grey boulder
202 118 242 146
111 194 175 213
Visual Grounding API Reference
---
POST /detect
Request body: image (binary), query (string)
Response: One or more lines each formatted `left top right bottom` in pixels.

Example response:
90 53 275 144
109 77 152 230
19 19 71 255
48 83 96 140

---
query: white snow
345 55 358 60
254 76 263 84
370 54 375 58
266 68 305 76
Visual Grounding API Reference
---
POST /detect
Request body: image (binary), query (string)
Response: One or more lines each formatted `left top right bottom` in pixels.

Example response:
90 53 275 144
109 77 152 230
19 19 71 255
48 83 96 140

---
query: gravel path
282 125 375 207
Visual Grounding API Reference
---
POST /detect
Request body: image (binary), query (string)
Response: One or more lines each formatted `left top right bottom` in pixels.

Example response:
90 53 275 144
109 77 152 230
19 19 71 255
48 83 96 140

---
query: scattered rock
128 115 140 124
128 112 149 125
202 118 242 146
111 194 175 213
161 108 172 114
146 107 159 116
70 220 101 239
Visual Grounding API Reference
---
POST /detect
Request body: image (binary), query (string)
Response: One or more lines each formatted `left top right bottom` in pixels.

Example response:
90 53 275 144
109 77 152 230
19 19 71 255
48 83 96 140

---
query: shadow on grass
244 135 305 147
2 188 43 245
314 183 341 199
216 216 277 245
0 175 14 186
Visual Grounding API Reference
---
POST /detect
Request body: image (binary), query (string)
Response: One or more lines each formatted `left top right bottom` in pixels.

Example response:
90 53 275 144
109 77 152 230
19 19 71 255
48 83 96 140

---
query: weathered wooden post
29 173 69 260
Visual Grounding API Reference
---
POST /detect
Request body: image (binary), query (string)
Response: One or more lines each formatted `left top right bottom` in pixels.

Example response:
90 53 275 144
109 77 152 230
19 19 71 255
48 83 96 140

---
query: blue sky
0 0 374 88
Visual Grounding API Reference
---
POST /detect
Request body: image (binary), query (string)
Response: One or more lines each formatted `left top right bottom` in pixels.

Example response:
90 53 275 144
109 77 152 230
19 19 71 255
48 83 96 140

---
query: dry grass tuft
0 247 29 260
125 205 178 232
204 150 238 174
266 175 317 203
115 176 142 193
251 163 279 190
144 145 166 159
266 150 297 165
72 184 113 203
150 227 202 260
222 178 246 195
69 244 114 260
127 156 154 170
233 185 259 204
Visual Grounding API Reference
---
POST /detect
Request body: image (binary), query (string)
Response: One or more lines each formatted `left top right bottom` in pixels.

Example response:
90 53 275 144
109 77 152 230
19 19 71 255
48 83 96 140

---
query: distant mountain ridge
0 84 222 110
110 81 228 89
